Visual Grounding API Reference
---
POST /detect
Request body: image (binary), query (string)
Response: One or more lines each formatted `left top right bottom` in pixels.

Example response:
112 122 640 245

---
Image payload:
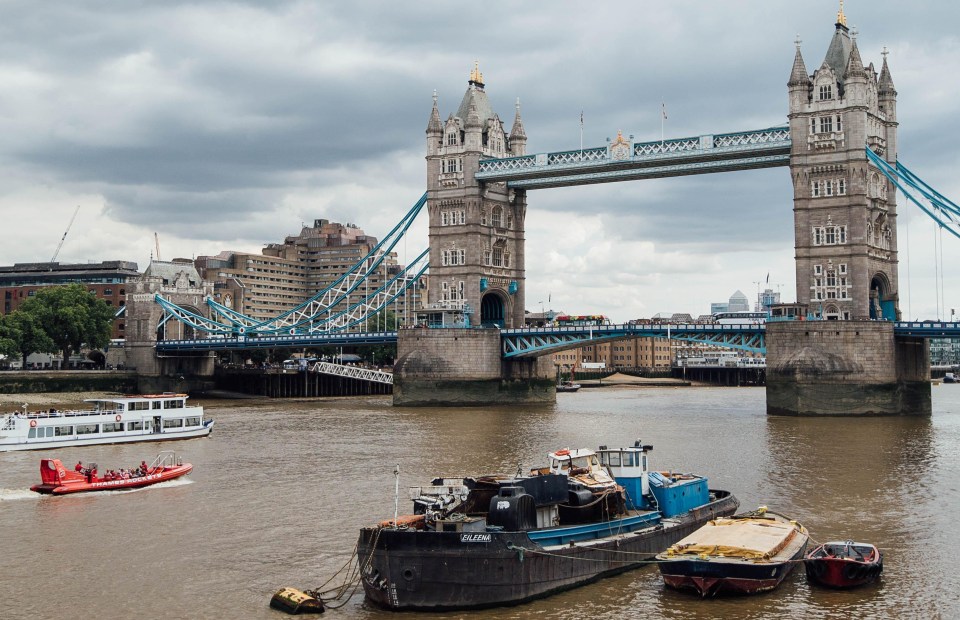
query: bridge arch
869 272 896 320
480 292 507 327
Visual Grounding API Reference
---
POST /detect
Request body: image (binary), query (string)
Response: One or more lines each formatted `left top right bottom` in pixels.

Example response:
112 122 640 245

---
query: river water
2 386 958 619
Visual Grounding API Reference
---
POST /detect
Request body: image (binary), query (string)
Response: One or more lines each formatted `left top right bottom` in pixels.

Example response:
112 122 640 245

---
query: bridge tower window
818 116 833 133
819 84 833 100
492 206 503 228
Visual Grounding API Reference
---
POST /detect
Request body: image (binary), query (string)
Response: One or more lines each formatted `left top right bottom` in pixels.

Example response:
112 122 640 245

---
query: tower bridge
141 6 946 415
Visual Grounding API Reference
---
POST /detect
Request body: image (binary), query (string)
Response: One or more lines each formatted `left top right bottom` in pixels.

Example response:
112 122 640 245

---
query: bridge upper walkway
475 126 791 189
153 321 960 357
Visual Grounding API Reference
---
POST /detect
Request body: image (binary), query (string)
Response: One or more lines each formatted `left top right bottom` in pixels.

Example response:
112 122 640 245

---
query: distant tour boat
0 394 213 451
31 450 192 495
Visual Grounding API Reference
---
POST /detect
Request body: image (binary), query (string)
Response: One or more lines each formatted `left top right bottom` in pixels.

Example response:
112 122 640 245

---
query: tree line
0 283 115 369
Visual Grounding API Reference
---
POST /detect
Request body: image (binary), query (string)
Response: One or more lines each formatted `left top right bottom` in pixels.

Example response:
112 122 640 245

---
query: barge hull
357 492 738 610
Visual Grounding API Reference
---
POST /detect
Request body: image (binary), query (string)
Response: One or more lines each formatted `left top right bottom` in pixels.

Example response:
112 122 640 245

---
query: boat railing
149 450 183 470
1 414 15 431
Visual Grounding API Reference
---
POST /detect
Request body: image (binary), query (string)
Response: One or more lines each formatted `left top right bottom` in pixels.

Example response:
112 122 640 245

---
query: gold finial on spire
837 0 847 26
469 60 484 86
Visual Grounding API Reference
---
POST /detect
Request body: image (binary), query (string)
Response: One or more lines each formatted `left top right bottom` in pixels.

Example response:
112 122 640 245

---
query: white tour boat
0 393 214 452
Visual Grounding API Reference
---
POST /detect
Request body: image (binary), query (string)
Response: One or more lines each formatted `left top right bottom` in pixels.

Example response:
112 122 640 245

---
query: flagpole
579 110 584 160
661 102 665 144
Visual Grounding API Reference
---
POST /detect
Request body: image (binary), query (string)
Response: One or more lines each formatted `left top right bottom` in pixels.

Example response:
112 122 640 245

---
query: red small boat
30 451 193 495
804 541 883 588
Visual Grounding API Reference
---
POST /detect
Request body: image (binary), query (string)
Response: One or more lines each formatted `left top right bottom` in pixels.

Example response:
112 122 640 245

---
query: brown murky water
2 386 959 619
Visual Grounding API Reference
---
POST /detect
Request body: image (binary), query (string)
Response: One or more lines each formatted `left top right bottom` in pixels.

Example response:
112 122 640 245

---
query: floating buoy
269 587 325 615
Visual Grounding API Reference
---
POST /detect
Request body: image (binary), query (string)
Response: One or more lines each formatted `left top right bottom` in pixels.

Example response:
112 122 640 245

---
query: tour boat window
152 402 162 410
185 417 201 427
163 400 185 409
45 427 53 437
55 426 73 436
28 428 36 439
126 421 144 431
162 418 184 429
76 424 99 435
117 403 125 411
102 423 122 433
130 402 150 411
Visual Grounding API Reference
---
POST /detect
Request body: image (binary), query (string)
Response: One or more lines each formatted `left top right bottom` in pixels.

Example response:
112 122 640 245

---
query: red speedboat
30 451 192 495
804 541 883 588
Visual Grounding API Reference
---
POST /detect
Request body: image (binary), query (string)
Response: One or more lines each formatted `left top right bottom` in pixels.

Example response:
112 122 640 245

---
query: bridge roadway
153 321 960 357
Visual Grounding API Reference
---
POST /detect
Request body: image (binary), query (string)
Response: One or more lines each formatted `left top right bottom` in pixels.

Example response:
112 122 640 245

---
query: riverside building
0 261 140 339
195 219 424 328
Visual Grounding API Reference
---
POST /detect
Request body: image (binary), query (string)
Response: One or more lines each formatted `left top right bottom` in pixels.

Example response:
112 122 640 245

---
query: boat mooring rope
302 527 384 609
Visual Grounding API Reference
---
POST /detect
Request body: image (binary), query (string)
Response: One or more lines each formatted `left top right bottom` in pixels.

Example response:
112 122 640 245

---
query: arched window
492 206 503 228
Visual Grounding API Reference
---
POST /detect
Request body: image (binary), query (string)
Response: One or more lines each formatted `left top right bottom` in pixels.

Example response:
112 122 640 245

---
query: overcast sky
2 1 959 322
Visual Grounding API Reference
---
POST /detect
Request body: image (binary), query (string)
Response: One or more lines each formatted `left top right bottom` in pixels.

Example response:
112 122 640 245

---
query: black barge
356 442 739 610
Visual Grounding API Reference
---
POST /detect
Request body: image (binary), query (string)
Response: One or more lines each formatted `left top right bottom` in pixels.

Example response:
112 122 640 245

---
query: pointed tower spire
878 47 897 96
788 35 811 87
510 98 526 140
510 97 527 156
426 90 443 135
845 35 867 79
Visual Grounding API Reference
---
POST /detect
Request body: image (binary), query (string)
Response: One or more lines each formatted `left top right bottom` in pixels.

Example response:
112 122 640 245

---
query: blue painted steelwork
500 323 767 357
156 331 399 353
153 321 960 355
867 147 960 240
476 127 791 189
892 321 960 337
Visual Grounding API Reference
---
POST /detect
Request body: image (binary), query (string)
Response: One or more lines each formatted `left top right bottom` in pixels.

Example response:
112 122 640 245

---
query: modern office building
0 261 140 339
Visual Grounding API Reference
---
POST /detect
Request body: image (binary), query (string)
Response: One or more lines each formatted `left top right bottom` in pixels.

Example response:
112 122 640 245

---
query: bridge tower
392 66 553 406
787 7 900 320
768 6 930 416
424 64 527 328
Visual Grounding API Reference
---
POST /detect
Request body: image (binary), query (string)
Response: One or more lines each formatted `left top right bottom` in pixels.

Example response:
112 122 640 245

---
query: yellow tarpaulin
664 517 802 561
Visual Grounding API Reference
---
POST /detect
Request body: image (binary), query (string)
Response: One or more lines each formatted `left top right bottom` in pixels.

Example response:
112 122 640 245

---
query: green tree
4 310 57 367
19 284 114 369
0 314 18 360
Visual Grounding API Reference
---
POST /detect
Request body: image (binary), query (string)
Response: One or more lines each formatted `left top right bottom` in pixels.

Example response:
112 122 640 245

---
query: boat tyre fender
806 560 825 579
30 420 37 428
115 415 122 422
843 563 863 582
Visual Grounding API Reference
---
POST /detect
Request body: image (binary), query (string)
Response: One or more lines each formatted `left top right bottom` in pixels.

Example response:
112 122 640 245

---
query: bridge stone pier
767 322 930 416
125 260 216 393
393 328 553 406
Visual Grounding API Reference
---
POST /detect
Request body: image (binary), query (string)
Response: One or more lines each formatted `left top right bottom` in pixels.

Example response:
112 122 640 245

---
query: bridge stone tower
125 260 216 393
424 65 527 328
768 7 930 416
787 9 900 320
392 66 554 406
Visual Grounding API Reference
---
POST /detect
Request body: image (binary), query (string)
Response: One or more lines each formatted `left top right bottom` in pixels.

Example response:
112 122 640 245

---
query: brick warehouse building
0 261 140 340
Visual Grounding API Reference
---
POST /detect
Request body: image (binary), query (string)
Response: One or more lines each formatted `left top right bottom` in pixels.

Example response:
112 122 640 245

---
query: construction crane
51 206 80 262
154 232 161 261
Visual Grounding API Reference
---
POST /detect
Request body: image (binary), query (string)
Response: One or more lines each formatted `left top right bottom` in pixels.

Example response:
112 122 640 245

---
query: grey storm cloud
1 0 959 317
